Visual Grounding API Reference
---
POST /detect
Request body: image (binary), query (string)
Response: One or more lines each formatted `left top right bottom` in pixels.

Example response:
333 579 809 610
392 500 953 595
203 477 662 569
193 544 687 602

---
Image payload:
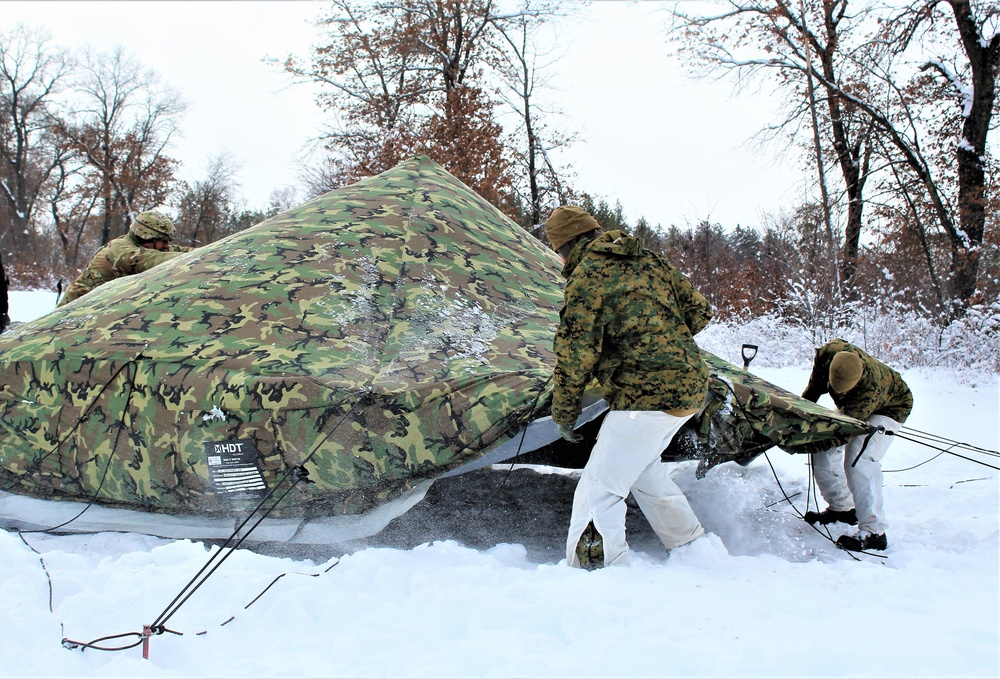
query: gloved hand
558 423 583 443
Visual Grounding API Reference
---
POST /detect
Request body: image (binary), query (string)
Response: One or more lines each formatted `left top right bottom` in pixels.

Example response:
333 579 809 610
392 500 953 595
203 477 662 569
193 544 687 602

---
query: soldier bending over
58 210 192 307
802 339 913 551
543 205 712 569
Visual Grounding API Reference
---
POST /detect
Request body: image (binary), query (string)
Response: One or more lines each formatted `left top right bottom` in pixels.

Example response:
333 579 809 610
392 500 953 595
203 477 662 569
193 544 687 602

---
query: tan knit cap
544 206 600 252
829 351 863 393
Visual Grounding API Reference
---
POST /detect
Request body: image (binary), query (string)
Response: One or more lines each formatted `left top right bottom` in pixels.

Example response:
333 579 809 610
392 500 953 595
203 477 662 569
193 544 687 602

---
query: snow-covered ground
2 291 997 677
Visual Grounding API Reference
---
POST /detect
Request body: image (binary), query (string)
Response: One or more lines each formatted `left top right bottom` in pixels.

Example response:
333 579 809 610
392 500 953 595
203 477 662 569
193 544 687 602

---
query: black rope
883 452 946 473
849 427 883 468
759 452 878 560
64 632 145 653
899 426 999 457
839 423 999 472
19 362 141 534
63 628 183 653
150 393 366 630
762 490 800 509
891 431 1000 471
18 533 55 613
493 375 554 489
951 477 991 488
1 352 145 494
61 561 340 652
242 559 341 611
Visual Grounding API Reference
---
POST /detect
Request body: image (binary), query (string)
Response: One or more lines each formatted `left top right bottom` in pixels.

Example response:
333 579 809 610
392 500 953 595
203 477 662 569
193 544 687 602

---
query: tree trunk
0 251 9 333
948 0 998 304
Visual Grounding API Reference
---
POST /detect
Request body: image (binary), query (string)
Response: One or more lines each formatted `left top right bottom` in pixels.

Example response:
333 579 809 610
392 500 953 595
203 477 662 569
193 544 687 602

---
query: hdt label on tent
205 439 266 500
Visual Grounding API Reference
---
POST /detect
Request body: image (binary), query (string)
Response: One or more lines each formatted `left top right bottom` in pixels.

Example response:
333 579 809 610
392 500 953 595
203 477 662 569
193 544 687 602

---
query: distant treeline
3 0 997 327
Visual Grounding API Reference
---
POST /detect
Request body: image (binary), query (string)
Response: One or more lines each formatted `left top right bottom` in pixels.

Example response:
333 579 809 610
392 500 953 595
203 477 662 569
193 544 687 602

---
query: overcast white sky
4 0 804 230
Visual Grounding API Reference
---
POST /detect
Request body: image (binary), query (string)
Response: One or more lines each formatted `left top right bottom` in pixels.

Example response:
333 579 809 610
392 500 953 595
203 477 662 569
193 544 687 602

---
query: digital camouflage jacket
552 230 713 427
58 234 193 306
802 338 913 423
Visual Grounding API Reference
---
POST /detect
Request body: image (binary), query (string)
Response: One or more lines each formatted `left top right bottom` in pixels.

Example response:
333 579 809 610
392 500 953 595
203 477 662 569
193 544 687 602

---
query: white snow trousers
812 414 901 535
565 411 705 567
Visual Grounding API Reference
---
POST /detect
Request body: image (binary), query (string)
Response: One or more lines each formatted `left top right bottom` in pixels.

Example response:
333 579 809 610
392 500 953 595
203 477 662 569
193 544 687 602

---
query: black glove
558 423 583 443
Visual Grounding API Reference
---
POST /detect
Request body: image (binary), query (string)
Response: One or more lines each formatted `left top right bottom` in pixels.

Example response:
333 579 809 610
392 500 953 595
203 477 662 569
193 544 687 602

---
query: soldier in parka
57 211 193 307
544 205 713 569
802 339 913 551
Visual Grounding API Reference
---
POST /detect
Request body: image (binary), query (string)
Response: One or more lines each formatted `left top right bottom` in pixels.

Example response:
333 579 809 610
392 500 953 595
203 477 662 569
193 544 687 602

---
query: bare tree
286 0 564 219
669 0 998 310
284 0 428 185
0 251 8 332
0 24 73 259
174 153 242 247
492 6 576 233
56 45 185 245
669 0 880 300
46 141 98 269
883 0 999 307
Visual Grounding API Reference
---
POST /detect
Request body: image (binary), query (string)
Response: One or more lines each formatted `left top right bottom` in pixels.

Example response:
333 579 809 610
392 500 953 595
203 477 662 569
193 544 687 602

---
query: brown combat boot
574 521 604 570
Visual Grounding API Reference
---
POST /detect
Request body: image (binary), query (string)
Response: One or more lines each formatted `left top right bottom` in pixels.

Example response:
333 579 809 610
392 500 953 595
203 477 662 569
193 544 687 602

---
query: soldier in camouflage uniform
802 339 913 551
544 205 713 569
57 210 193 307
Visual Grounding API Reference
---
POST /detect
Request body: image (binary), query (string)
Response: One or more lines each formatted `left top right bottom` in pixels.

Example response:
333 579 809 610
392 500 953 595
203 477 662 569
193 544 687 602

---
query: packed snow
1 290 997 678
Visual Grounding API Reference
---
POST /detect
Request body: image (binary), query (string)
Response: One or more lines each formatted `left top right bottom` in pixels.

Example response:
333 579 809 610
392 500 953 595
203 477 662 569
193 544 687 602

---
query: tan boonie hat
544 206 600 252
130 210 174 241
829 351 863 393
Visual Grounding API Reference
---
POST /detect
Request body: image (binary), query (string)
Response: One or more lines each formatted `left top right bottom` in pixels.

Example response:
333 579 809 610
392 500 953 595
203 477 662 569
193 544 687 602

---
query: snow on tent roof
0 156 564 535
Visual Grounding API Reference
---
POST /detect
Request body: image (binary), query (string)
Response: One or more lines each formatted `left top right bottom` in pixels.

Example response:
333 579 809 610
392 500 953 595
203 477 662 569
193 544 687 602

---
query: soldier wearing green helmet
57 210 194 307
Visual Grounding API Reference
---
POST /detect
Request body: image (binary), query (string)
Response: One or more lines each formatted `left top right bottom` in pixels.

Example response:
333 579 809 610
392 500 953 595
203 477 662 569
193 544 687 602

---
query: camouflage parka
58 234 192 307
802 338 913 423
551 230 713 428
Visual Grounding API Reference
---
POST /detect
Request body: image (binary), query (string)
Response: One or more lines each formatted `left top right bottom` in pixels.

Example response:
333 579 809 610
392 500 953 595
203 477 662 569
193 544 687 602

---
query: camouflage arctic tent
0 156 568 539
0 156 870 541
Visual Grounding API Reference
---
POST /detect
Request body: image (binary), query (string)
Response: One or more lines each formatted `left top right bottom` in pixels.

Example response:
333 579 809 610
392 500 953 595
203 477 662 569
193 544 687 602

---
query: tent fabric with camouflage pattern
0 156 565 539
0 155 872 542
664 352 874 477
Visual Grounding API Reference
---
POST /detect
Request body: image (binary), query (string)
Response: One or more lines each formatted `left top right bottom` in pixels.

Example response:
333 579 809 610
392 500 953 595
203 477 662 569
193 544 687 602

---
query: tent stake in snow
741 344 758 370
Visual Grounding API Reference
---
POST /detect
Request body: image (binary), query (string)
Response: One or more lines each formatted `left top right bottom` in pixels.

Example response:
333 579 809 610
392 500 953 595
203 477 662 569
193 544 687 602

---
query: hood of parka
561 230 639 278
